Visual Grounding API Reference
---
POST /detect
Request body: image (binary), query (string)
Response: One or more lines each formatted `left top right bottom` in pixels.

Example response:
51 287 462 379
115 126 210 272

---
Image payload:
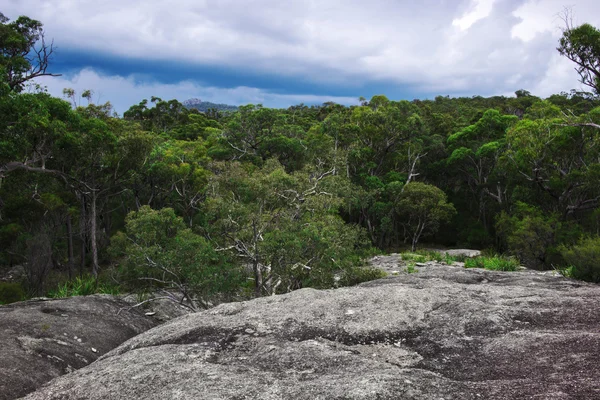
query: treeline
1 13 600 305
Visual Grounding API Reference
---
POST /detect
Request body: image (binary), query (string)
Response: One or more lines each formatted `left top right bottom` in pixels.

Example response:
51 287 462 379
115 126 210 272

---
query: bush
559 237 600 283
338 267 387 286
0 282 26 304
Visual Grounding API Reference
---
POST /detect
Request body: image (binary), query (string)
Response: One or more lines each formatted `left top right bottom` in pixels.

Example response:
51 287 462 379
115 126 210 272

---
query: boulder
119 292 194 322
442 249 481 258
0 295 156 400
24 265 600 399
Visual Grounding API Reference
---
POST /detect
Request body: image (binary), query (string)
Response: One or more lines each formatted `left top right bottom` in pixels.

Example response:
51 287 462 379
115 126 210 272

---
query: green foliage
0 13 56 92
444 253 466 265
417 250 444 263
558 236 600 283
404 263 418 274
558 23 600 94
337 267 388 286
109 206 241 307
400 253 427 263
396 182 456 251
496 203 558 269
400 250 462 265
47 275 120 298
0 282 26 304
463 255 520 271
205 160 372 295
3 11 600 297
557 265 576 279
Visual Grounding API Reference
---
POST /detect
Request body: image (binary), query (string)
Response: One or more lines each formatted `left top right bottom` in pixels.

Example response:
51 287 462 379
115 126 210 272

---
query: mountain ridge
183 98 239 113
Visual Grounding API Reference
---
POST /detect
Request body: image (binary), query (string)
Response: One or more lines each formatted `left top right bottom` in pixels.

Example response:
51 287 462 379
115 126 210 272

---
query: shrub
338 267 387 286
559 237 600 283
0 282 26 304
557 265 576 279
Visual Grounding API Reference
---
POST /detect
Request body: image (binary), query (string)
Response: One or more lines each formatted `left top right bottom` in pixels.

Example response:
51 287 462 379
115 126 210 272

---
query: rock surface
0 295 157 400
24 265 600 399
119 293 193 322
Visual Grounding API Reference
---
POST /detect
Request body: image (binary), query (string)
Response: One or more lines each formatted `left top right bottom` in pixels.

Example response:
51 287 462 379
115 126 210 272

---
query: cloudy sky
4 0 600 113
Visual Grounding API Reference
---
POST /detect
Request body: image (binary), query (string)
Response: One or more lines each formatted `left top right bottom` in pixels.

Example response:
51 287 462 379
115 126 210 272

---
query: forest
1 13 600 306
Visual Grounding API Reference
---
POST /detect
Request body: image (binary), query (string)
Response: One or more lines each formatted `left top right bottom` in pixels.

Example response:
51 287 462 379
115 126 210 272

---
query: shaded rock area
0 295 157 400
24 264 600 399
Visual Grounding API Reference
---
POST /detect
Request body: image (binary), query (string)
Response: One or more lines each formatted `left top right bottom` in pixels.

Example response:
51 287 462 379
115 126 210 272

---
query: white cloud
5 0 600 98
453 0 496 31
34 68 358 113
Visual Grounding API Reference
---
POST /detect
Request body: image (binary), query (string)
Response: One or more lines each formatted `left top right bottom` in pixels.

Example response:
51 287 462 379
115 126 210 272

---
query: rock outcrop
23 265 600 399
0 295 156 400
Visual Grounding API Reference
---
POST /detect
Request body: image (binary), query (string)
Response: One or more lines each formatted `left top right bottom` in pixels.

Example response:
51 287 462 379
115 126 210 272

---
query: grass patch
463 255 520 271
556 265 576 279
400 250 467 265
404 263 418 274
47 275 121 298
400 253 427 263
444 253 468 264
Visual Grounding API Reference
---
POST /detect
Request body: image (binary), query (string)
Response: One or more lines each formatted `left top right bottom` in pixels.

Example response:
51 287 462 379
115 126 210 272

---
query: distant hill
183 98 238 113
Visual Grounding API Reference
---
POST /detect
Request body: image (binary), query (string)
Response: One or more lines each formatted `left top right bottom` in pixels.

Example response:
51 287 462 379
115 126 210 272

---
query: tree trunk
411 236 418 252
253 259 262 297
411 221 425 252
90 191 99 279
79 198 87 276
66 214 74 280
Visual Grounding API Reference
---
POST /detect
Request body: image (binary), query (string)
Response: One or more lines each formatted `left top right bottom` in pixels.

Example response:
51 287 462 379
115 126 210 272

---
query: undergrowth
400 250 467 265
48 275 121 298
464 255 520 271
399 250 520 272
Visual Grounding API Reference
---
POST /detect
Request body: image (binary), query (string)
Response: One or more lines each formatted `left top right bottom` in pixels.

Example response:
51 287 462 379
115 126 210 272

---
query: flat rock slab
0 295 157 400
24 265 600 399
442 249 481 257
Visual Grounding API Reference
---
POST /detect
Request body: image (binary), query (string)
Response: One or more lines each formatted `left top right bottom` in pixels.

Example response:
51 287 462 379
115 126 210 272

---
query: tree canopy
2 15 600 306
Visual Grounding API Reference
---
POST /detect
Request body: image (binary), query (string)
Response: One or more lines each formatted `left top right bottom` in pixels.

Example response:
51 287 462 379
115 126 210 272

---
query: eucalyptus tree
396 182 456 251
0 12 60 92
446 109 518 233
558 22 600 94
204 159 369 296
504 102 600 218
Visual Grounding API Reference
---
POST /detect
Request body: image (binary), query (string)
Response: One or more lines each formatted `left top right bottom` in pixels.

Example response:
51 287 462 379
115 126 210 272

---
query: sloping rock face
0 295 157 400
24 265 600 399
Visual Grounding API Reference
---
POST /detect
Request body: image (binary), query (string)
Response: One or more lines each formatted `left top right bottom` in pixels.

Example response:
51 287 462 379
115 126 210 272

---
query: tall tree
396 182 456 251
0 12 60 92
558 21 600 94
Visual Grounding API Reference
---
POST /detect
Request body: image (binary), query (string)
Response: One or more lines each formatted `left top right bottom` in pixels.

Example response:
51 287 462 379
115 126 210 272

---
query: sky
4 0 600 113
